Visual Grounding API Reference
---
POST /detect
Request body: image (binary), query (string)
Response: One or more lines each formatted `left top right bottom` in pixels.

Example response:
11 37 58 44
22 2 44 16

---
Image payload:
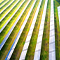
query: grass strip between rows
0 0 4 3
25 0 46 60
0 0 18 19
10 0 40 60
0 0 33 60
54 0 60 60
0 0 23 29
0 0 8 7
40 0 51 60
0 0 24 43
0 0 13 12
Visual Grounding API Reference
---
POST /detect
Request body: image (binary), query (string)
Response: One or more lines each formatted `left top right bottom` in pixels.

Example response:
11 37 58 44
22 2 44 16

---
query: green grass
55 0 60 4
40 0 51 60
0 0 24 29
0 0 8 7
0 0 27 44
9 0 40 60
0 0 34 60
0 0 13 12
0 0 60 60
54 0 60 60
25 0 46 60
0 0 19 19
0 0 4 3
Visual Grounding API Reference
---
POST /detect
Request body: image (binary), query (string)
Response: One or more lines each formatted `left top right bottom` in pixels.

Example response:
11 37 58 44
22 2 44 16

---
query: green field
0 0 8 7
0 0 4 3
0 0 60 60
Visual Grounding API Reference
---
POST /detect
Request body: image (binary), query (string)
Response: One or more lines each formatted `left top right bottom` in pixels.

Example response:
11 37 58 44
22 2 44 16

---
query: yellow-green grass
54 0 60 60
0 0 31 60
56 0 60 4
0 0 23 30
0 0 4 3
40 0 50 60
0 0 35 60
25 0 46 60
0 0 28 44
10 0 40 60
0 0 19 20
0 0 13 12
0 0 8 7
